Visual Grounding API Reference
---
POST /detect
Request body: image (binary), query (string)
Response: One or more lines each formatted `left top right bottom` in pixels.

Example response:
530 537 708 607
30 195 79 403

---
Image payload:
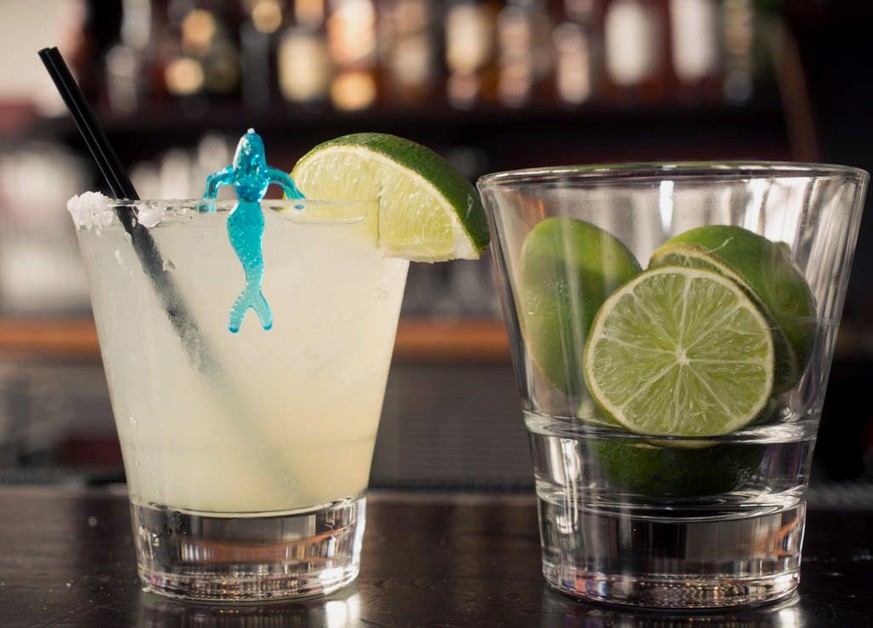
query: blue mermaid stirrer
203 129 304 333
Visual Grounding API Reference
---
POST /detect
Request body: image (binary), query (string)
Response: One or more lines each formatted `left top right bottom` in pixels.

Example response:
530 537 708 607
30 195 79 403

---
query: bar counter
0 487 870 626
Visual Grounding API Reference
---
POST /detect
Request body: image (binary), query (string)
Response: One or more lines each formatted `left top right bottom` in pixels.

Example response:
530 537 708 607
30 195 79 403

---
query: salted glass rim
477 161 870 188
102 198 375 225
105 198 376 209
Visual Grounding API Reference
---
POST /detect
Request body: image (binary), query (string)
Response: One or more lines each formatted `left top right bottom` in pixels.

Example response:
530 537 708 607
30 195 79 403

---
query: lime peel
518 217 642 395
291 133 489 262
650 225 816 393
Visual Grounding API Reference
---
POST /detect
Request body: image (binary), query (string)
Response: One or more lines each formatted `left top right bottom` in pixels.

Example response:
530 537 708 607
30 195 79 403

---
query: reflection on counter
138 584 363 626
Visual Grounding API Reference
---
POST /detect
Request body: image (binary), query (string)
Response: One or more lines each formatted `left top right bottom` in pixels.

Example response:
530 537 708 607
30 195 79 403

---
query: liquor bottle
326 0 380 110
197 1 242 99
162 0 241 102
379 0 440 107
553 0 599 106
444 0 499 109
601 0 669 104
495 0 556 108
721 0 755 105
277 0 332 106
240 0 284 109
105 0 157 114
161 0 207 101
669 0 721 103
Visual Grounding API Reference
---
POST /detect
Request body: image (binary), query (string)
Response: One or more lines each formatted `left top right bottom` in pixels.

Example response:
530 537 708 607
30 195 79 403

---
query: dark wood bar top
0 487 870 627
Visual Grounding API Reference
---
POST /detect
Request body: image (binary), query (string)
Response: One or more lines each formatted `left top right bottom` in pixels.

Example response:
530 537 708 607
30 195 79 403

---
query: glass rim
101 198 375 225
476 161 870 188
105 198 376 209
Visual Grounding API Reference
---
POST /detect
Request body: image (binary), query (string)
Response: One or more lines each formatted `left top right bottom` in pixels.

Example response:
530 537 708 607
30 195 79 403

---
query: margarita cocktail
70 131 489 601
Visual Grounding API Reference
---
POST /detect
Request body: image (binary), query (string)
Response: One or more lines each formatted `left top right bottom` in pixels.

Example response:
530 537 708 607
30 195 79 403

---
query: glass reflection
137 588 362 627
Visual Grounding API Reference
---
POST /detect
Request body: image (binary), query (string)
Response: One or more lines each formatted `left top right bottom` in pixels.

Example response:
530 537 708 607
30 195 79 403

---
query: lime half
592 439 766 497
519 217 642 395
292 133 489 261
650 225 816 392
583 266 774 437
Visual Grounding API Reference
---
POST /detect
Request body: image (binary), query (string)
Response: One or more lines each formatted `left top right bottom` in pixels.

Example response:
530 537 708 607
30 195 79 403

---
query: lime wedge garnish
583 266 775 437
291 133 489 261
650 225 816 392
518 217 641 395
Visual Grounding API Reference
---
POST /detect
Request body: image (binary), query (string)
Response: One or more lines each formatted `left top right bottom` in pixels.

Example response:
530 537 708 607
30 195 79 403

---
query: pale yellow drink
75 199 408 513
68 131 488 601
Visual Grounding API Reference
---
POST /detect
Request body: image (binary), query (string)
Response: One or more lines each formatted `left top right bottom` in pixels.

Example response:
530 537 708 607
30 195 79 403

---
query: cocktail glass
71 197 408 601
478 163 867 608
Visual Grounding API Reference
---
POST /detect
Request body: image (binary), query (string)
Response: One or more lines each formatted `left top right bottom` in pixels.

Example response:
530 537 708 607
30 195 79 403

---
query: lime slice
291 133 489 261
577 397 622 428
650 225 816 392
592 439 766 497
518 217 641 395
583 266 774 437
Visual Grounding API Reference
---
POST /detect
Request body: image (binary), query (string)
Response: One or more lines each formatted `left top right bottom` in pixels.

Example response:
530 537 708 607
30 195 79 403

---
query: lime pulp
583 266 775 437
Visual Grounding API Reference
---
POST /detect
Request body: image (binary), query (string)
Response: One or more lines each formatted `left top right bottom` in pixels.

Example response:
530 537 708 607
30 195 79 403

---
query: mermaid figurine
203 129 304 333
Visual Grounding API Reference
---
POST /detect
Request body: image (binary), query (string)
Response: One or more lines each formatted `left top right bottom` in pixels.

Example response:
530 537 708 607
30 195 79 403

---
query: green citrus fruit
592 439 766 497
583 266 774 437
292 133 489 261
650 225 816 392
518 217 641 395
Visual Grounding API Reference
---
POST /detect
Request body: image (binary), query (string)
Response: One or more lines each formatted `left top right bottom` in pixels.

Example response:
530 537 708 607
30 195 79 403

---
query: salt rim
135 203 167 228
67 191 113 229
66 195 371 230
67 193 171 230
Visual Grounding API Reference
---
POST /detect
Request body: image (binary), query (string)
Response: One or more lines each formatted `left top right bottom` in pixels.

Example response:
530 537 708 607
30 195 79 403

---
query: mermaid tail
224 199 271 333
202 130 304 333
229 287 272 333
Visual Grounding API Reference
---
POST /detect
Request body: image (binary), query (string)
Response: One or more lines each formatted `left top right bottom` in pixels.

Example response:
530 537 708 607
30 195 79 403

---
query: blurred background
0 0 870 498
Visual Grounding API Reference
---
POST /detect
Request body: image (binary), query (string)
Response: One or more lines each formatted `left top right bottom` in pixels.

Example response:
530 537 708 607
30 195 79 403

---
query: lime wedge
519 217 641 395
583 266 774 437
291 133 489 261
650 225 816 392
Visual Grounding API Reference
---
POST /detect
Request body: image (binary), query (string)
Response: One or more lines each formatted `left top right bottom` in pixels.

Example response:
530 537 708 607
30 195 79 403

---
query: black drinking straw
38 48 305 489
38 47 137 201
38 46 212 364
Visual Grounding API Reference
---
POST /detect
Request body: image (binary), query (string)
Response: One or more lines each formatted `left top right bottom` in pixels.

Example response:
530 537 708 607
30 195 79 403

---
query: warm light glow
497 6 534 107
390 36 432 85
445 4 494 73
252 0 283 34
181 9 217 56
278 29 332 102
565 0 595 21
604 0 660 86
670 0 718 83
296 0 325 28
554 22 592 104
447 72 480 109
328 0 377 66
165 57 204 95
331 70 376 110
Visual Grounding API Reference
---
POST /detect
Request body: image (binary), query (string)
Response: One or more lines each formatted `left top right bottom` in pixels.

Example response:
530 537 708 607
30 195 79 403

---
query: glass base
131 494 366 601
538 496 804 609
